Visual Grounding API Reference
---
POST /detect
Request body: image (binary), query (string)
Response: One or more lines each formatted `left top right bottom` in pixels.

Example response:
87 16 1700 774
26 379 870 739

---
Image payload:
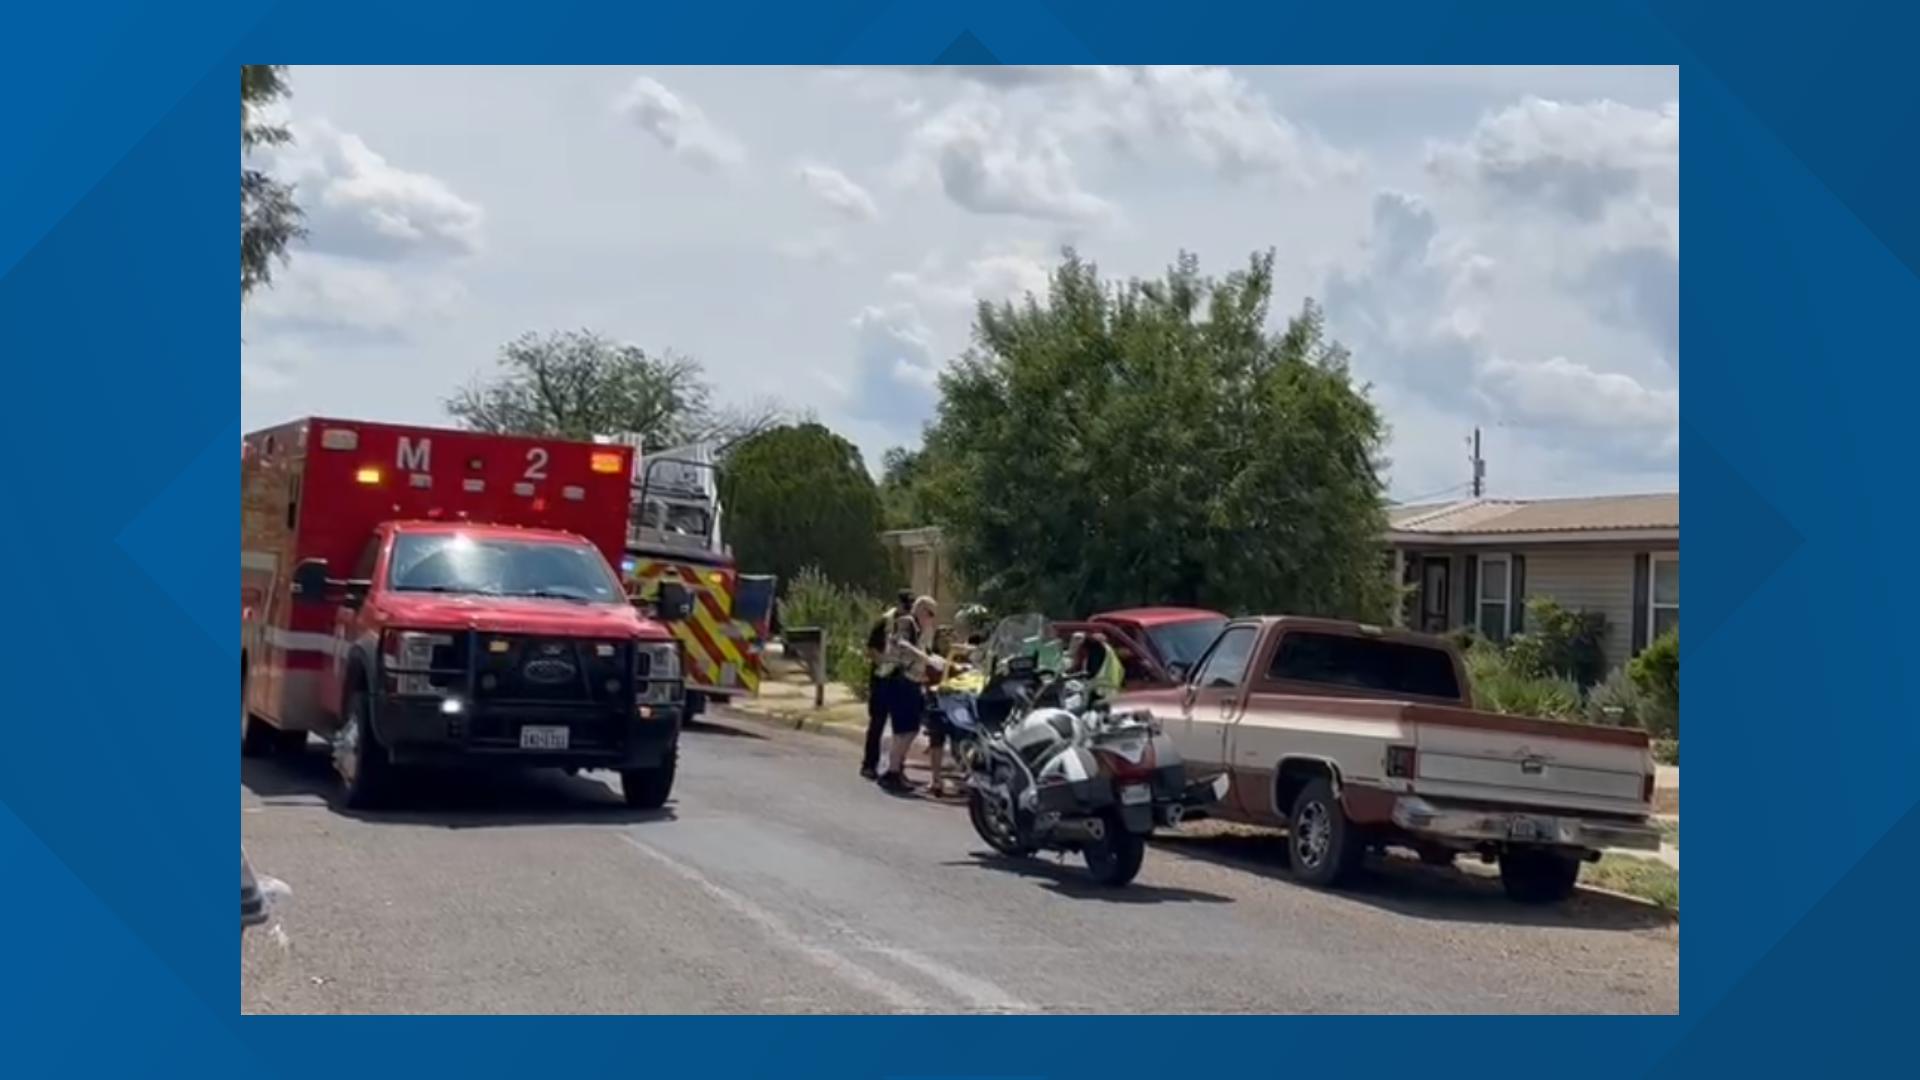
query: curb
726 702 866 746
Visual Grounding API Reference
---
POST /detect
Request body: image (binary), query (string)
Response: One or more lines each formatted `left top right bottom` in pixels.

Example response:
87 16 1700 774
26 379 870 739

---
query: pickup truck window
387 534 624 603
1144 617 1229 671
1193 626 1258 688
1267 631 1462 700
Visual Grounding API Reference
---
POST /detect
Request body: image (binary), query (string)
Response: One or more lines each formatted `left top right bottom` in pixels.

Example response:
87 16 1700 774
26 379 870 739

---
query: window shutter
1510 554 1527 635
1631 553 1651 655
1462 555 1479 634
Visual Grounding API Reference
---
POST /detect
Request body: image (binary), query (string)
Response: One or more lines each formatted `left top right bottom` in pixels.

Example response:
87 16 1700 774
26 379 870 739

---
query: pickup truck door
1176 624 1260 784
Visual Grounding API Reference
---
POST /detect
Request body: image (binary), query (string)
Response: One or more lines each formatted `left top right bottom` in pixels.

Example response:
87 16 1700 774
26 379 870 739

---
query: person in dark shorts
876 596 939 793
860 590 915 780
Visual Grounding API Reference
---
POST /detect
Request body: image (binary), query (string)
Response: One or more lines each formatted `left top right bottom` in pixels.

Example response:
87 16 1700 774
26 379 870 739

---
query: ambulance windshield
387 534 623 603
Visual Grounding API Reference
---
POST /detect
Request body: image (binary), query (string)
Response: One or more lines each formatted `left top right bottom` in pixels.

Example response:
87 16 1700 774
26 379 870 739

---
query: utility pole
1469 427 1485 497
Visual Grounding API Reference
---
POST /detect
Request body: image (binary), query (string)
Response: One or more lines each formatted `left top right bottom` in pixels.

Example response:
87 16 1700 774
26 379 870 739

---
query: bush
1584 667 1644 728
1653 739 1679 766
782 567 882 701
1463 641 1582 720
1628 629 1679 739
1506 598 1608 688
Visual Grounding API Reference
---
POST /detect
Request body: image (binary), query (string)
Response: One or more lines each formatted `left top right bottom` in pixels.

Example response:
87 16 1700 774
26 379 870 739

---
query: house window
1478 555 1511 642
1649 555 1679 641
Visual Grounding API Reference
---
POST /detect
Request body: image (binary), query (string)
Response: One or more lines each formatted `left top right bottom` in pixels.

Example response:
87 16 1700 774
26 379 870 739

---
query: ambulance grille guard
383 632 675 753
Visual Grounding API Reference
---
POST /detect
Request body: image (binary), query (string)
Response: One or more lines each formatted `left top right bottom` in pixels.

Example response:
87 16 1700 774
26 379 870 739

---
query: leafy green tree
445 329 782 447
917 250 1395 620
720 424 891 594
241 65 304 296
879 446 935 529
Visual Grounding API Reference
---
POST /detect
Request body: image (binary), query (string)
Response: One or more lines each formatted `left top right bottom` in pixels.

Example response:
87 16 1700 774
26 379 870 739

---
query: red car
1057 607 1230 688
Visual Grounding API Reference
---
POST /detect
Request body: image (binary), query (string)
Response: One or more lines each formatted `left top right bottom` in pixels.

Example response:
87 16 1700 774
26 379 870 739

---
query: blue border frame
6 0 1917 1072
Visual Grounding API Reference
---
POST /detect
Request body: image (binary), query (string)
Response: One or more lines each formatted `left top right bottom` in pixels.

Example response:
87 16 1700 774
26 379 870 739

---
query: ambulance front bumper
374 694 681 769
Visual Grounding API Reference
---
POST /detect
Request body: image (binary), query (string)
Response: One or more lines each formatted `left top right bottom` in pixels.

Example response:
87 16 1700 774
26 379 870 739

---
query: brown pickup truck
1118 616 1661 903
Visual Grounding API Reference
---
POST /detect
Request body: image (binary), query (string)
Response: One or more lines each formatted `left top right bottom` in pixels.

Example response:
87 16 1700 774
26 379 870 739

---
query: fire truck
241 418 693 809
609 437 775 717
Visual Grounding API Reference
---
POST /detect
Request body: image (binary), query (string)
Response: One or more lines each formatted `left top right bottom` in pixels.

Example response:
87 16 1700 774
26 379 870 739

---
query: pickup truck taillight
1385 745 1417 779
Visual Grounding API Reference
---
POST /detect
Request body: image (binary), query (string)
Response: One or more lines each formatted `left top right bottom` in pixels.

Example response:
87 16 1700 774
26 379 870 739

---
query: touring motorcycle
934 615 1229 887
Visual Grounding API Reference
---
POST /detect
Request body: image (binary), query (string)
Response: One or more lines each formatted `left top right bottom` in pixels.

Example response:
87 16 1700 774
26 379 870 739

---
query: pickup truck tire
1289 778 1363 888
1082 813 1146 887
621 750 677 810
335 683 393 810
1499 849 1581 904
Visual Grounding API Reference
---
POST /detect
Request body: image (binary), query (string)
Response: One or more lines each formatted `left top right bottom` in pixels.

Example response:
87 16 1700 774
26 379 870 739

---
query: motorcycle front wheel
968 787 1035 857
1082 813 1147 887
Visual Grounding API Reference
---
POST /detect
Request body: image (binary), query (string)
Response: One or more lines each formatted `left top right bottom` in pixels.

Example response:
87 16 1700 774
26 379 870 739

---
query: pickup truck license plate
1120 784 1152 806
519 725 570 751
1508 817 1541 841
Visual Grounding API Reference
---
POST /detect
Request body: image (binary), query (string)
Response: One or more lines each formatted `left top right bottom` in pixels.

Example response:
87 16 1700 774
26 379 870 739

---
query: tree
916 249 1395 621
719 424 891 594
445 330 783 448
879 446 934 529
242 65 303 297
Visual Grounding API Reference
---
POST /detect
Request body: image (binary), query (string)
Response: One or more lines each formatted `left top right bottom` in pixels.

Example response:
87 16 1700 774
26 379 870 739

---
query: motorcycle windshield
984 613 1052 670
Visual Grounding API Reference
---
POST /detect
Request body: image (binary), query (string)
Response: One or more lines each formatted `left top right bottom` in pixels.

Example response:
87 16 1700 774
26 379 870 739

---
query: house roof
1388 493 1678 541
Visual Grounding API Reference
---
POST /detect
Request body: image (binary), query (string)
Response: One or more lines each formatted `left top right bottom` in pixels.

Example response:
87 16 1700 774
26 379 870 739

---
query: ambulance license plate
519 725 570 751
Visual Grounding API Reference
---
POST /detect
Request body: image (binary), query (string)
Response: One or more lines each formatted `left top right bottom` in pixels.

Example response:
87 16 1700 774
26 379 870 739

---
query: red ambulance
241 418 692 809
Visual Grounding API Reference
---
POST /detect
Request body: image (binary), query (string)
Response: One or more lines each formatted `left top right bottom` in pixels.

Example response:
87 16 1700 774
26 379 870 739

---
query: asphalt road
241 712 1677 1014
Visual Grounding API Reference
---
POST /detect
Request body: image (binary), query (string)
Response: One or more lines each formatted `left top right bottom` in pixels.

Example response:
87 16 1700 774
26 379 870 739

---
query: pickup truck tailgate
1410 709 1650 816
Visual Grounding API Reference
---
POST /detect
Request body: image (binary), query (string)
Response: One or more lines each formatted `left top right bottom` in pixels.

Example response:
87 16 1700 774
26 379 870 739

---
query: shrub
1506 598 1608 688
1584 667 1644 728
782 567 882 701
1463 641 1582 720
1628 629 1679 739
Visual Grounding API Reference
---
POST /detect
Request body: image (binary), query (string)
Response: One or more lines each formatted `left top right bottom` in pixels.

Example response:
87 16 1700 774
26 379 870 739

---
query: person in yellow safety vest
1079 630 1125 703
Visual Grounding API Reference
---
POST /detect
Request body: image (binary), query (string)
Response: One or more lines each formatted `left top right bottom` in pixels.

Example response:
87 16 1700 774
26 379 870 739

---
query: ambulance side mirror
654 581 693 622
291 559 332 605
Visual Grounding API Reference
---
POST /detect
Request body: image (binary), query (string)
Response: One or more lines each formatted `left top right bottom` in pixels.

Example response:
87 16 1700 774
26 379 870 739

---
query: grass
1657 819 1679 848
1583 854 1679 910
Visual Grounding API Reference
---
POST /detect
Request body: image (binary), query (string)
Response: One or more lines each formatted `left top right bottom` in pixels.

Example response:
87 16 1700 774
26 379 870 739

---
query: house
1387 493 1678 672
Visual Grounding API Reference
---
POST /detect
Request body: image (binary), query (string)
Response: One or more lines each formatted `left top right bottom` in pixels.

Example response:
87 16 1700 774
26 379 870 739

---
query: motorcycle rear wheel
1082 814 1147 887
968 788 1035 857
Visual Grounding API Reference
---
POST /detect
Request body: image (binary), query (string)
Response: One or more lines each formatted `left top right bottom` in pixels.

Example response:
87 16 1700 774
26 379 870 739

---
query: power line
1392 480 1471 505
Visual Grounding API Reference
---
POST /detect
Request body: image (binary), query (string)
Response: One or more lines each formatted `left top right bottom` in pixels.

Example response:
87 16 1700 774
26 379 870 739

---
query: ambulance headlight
383 630 454 697
638 642 681 681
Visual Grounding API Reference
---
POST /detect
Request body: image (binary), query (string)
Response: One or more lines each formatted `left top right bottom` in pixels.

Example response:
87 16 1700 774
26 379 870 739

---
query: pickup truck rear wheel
1499 848 1581 903
622 749 677 810
1289 778 1362 887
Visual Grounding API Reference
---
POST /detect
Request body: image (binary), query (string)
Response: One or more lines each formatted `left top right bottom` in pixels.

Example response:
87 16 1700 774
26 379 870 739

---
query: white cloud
244 254 468 343
614 76 746 171
266 119 483 260
903 98 1115 224
775 229 854 265
889 244 1053 310
1078 66 1356 183
796 160 879 221
848 303 936 386
1325 187 1678 484
1428 97 1677 222
1479 354 1678 452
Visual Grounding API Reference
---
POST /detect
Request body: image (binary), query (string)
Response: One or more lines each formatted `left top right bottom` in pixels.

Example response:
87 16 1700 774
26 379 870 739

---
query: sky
241 65 1679 503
